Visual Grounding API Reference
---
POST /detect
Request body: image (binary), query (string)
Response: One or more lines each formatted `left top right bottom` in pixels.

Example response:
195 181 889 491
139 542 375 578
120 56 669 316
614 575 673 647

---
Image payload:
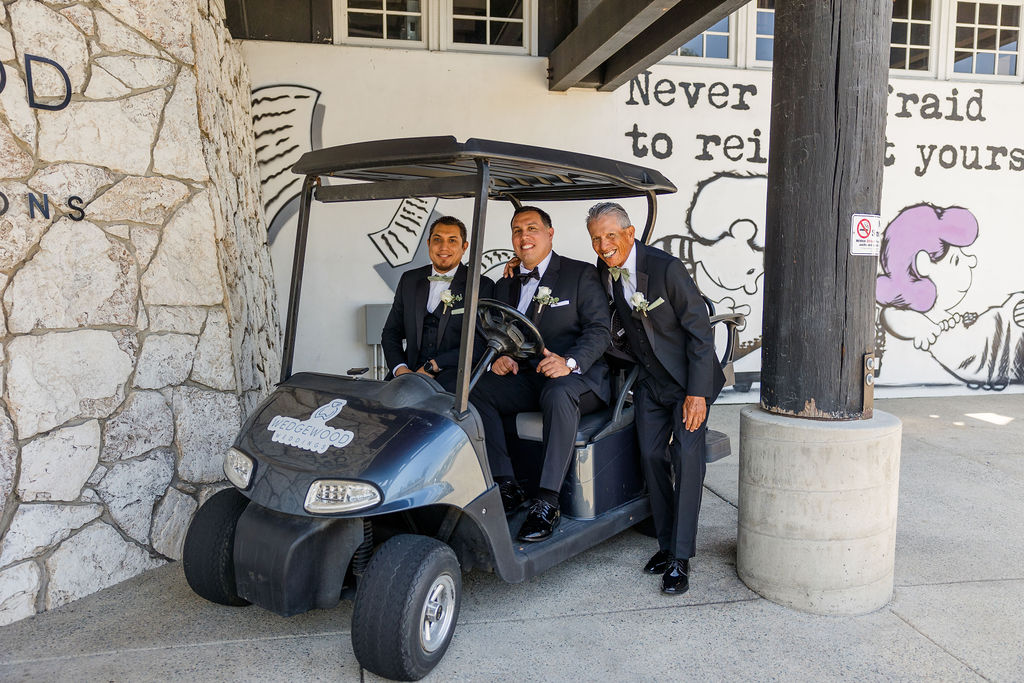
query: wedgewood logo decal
267 399 355 453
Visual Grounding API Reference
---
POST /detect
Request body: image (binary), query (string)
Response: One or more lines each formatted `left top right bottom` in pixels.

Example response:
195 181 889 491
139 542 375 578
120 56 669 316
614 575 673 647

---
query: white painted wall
242 41 1024 399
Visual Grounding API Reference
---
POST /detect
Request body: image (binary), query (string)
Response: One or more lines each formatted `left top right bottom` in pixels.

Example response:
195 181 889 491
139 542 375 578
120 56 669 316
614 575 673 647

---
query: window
891 0 934 70
451 0 525 48
753 0 775 63
345 1 424 41
673 15 731 60
952 2 1020 75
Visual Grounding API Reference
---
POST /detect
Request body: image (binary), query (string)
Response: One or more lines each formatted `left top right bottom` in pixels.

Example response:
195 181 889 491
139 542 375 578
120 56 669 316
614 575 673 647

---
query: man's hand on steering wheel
537 348 570 378
490 355 518 375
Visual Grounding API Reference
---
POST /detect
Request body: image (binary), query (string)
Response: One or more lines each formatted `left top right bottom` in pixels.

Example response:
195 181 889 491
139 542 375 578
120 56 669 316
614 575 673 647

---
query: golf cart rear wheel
182 488 250 607
352 534 461 681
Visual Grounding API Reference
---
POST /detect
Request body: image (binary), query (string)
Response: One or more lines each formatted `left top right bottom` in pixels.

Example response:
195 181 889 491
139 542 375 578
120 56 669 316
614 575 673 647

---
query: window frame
334 0 429 49
440 0 535 55
743 1 775 69
888 0 942 78
940 0 1024 82
660 10 739 67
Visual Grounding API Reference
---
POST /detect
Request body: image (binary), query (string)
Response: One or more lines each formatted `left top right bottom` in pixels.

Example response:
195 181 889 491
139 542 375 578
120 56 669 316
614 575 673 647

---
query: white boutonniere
533 286 560 310
439 289 462 314
630 291 664 317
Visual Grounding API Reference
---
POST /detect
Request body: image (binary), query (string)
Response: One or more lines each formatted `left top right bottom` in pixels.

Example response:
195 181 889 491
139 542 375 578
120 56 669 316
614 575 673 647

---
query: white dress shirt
608 243 639 307
427 265 458 313
516 251 553 313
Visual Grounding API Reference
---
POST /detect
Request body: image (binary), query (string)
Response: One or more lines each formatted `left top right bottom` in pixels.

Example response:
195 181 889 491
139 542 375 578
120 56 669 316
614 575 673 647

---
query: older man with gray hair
586 201 724 595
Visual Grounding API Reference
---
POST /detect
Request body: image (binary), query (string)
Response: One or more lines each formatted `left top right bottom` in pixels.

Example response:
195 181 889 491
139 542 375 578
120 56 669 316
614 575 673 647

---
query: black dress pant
634 377 708 560
471 369 605 494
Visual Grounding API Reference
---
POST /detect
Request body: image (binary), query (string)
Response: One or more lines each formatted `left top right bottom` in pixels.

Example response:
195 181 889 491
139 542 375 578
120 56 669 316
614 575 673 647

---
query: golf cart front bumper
234 502 364 616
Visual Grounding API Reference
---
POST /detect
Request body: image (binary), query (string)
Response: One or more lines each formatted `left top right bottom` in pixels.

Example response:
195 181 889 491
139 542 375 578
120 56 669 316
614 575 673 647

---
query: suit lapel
633 243 657 352
530 253 560 326
413 271 429 350
435 264 465 346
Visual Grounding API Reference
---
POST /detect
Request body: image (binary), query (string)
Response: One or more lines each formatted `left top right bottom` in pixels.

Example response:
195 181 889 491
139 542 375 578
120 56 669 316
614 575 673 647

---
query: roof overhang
548 0 750 92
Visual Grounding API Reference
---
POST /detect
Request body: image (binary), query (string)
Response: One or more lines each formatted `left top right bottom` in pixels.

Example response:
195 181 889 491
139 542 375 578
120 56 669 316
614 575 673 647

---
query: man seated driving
381 216 493 391
470 206 610 542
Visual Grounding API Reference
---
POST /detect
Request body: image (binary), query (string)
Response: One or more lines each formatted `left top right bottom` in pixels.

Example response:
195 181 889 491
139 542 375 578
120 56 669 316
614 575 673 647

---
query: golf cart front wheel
181 487 251 607
352 534 462 681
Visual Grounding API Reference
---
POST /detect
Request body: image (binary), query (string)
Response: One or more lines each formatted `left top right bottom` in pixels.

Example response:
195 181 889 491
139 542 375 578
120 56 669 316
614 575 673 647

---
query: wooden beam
759 0 891 419
597 0 748 92
548 0 683 92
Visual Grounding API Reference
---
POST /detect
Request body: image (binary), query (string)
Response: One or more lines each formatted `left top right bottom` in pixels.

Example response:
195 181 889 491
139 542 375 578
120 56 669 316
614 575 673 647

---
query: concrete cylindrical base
737 407 903 615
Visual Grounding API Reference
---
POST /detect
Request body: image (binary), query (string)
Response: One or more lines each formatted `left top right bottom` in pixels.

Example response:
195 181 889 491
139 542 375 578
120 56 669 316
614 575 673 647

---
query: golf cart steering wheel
476 299 544 361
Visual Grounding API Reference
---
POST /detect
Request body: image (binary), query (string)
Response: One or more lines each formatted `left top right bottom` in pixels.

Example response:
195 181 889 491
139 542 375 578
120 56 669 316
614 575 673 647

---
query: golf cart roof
292 136 676 202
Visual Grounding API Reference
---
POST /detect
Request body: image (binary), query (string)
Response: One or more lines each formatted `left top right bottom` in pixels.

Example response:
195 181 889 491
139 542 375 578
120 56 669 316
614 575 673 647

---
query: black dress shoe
498 479 527 513
517 499 560 542
661 558 690 595
644 549 672 574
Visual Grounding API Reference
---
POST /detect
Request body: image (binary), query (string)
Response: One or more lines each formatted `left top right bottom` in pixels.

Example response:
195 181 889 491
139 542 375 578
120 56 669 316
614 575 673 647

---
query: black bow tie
517 268 540 284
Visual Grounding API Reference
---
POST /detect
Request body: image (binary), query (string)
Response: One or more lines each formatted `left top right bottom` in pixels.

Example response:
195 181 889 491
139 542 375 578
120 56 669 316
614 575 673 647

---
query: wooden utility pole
760 0 891 420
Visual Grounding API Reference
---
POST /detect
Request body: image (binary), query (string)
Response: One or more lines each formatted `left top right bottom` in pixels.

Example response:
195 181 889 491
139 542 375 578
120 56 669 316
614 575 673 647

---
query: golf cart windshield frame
282 136 677 416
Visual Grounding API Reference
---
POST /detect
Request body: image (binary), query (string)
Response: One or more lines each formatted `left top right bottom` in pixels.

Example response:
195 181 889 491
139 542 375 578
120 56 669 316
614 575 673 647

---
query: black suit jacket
598 241 724 402
493 252 612 402
381 263 494 374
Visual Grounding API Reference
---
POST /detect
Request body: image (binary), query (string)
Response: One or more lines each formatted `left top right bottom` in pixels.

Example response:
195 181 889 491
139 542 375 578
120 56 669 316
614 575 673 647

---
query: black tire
182 488 251 606
352 534 462 681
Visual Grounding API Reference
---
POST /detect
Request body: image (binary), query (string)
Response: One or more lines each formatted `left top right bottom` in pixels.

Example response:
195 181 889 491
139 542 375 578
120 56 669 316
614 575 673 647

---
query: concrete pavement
1 394 1021 681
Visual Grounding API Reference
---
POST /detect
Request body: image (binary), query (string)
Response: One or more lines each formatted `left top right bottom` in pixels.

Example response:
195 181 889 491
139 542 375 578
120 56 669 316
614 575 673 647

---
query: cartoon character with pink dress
876 204 1024 390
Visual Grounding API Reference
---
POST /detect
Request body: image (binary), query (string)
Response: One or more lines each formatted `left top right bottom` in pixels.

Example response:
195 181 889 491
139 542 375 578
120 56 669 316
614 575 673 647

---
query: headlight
304 480 381 514
224 448 254 489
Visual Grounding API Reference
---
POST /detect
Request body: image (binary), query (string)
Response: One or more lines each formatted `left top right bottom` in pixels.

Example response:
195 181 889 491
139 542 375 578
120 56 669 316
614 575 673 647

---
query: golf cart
182 137 742 681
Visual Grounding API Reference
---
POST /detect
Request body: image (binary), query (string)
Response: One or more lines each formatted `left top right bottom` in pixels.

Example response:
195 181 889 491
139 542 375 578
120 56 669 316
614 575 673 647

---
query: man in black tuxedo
587 202 724 595
471 206 611 542
381 216 493 391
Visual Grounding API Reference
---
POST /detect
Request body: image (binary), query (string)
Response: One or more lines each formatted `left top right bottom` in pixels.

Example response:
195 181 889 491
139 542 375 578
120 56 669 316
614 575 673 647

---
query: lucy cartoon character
877 203 1024 390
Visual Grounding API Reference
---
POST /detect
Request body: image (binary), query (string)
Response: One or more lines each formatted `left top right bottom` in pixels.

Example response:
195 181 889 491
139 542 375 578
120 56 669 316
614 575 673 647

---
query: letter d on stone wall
25 54 72 111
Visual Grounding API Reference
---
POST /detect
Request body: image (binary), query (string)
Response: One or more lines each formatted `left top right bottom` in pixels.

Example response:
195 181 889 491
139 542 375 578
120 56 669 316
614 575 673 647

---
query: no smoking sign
850 214 881 256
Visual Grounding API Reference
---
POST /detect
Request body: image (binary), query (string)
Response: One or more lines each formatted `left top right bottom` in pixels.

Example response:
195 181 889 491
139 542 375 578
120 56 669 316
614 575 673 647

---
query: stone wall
0 0 279 625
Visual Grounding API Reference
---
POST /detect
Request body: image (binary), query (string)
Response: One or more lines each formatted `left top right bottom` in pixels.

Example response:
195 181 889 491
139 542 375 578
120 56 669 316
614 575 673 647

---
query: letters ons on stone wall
0 0 280 625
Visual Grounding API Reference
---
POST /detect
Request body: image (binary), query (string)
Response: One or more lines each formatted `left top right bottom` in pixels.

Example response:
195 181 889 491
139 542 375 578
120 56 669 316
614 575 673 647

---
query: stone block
130 225 160 268
173 387 240 483
102 390 173 462
133 333 198 389
94 9 160 56
0 124 33 178
150 488 198 560
84 65 132 99
0 8 14 62
6 330 134 438
0 503 103 567
60 5 95 35
192 308 235 390
153 69 209 181
9 0 89 97
0 412 16 521
85 175 188 225
0 69 36 148
44 522 163 609
95 449 174 543
99 0 194 63
0 182 50 270
0 561 41 626
141 191 224 306
94 55 177 89
17 421 101 502
147 306 208 334
4 219 138 332
38 90 165 175
28 164 115 205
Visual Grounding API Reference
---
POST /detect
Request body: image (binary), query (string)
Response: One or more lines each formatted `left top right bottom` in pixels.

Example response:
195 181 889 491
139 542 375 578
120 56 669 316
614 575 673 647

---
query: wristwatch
565 357 578 371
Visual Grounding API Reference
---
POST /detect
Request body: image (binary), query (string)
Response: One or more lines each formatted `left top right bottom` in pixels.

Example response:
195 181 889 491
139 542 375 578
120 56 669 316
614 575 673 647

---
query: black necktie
517 267 540 284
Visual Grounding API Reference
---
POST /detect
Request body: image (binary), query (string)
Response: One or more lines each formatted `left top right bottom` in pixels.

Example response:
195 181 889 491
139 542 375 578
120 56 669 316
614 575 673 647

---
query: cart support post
454 159 491 416
281 175 317 382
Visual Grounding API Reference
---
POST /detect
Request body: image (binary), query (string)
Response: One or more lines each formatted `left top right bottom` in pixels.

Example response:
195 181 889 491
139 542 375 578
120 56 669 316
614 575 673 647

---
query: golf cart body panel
237 372 489 516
